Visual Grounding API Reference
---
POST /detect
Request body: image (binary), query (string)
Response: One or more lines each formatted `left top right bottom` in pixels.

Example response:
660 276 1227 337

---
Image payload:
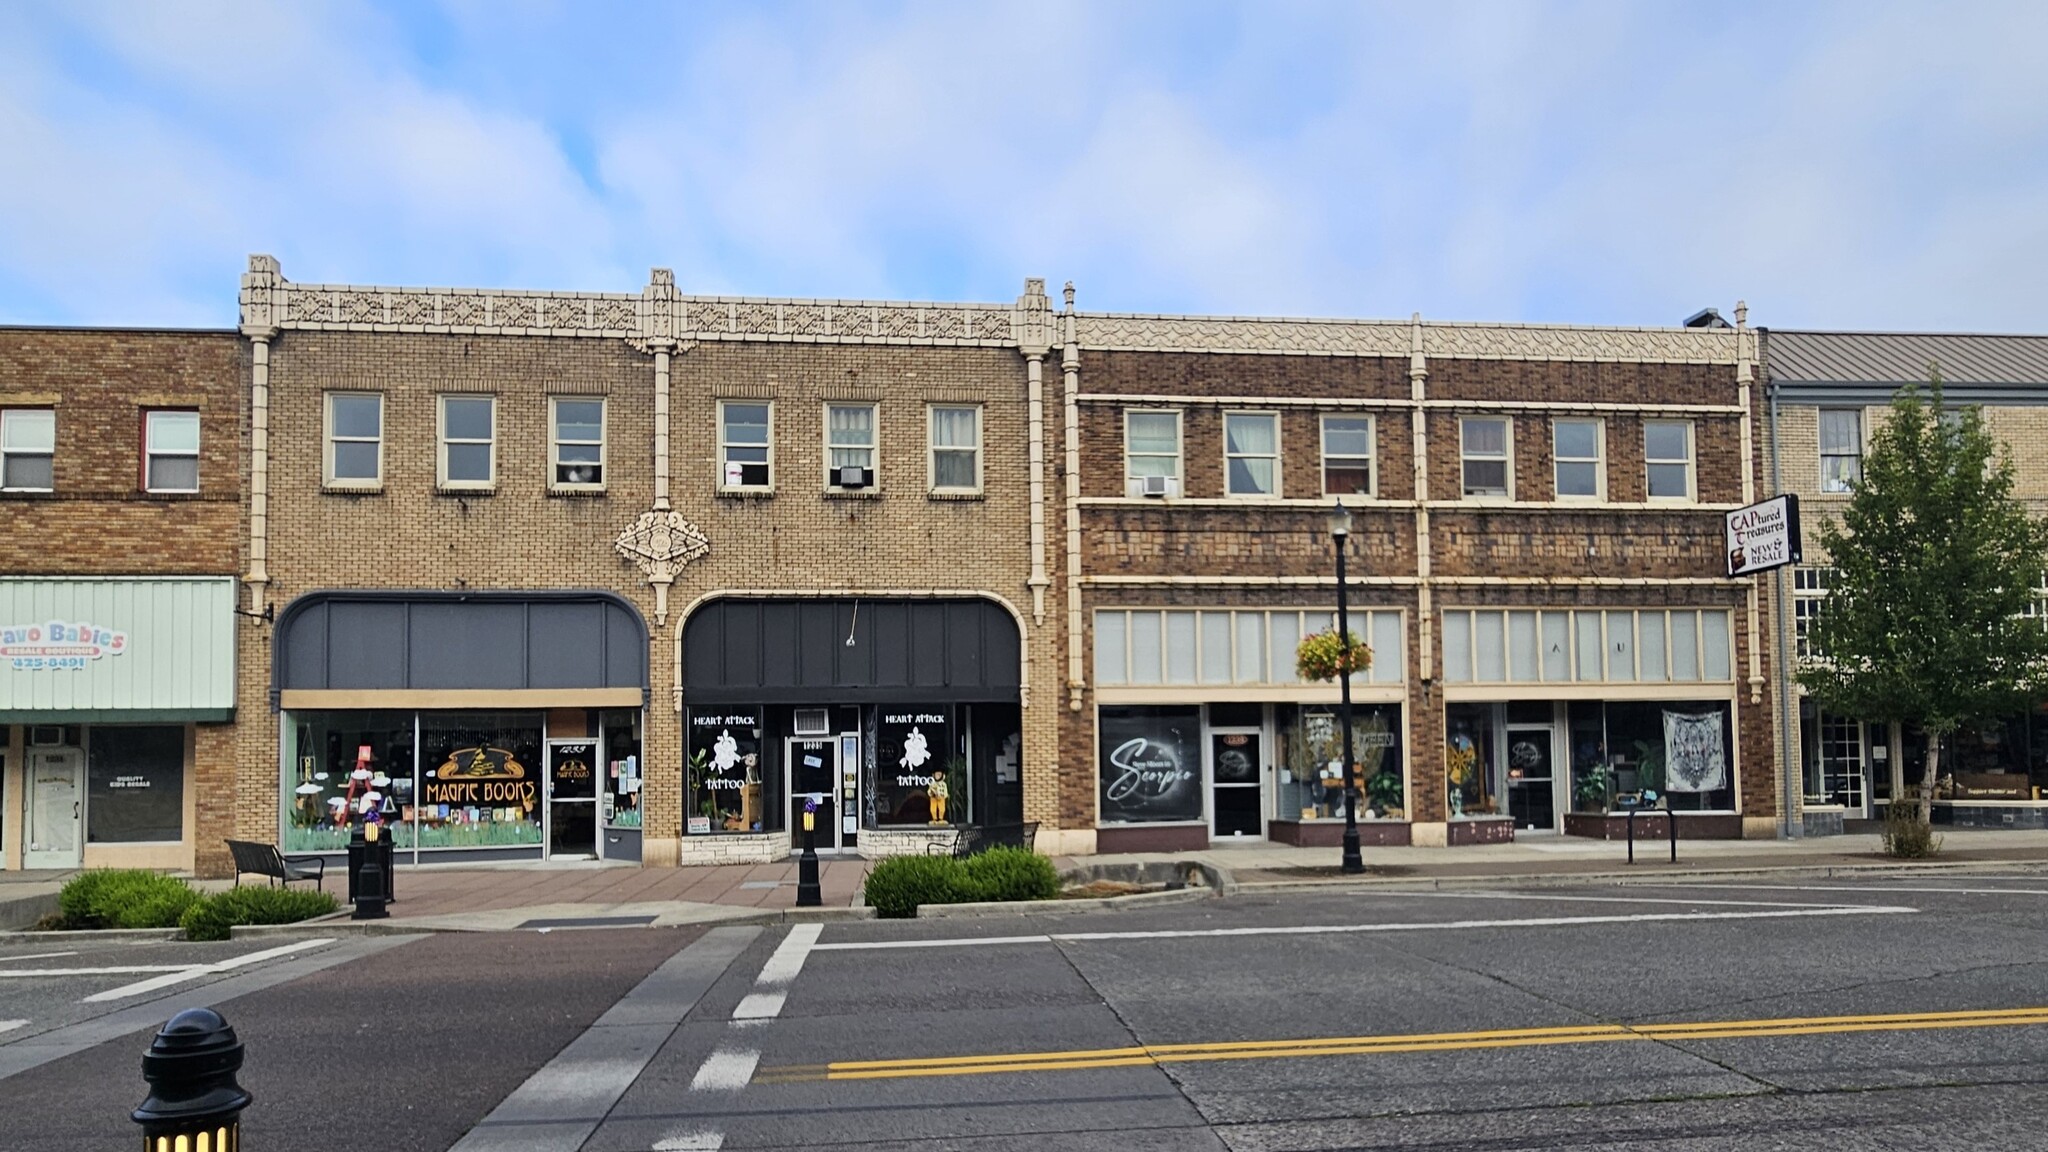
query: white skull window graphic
901 727 930 770
711 729 740 774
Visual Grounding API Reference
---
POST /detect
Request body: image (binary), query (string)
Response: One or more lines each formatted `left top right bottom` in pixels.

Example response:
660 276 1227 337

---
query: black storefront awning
683 597 1021 704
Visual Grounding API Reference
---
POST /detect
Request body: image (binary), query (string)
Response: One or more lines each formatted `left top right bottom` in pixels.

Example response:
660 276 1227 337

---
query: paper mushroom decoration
295 782 323 796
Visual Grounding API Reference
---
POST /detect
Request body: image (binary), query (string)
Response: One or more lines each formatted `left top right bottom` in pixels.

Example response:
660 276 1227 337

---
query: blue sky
2 1 2043 331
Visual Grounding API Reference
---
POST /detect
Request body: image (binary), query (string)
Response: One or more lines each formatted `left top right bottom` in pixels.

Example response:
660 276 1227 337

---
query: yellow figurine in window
927 766 950 825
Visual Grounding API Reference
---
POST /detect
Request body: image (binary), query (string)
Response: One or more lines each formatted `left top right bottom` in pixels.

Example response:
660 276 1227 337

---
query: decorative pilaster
1061 283 1084 711
239 255 282 620
614 511 710 628
1018 278 1053 626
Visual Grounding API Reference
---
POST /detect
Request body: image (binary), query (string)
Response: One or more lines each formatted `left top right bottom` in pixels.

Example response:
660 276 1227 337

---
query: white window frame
1319 413 1376 498
1551 417 1604 502
437 394 497 491
1819 408 1863 494
718 399 775 492
1124 408 1184 497
1 408 56 493
1460 416 1513 499
548 396 607 492
323 392 384 488
927 404 983 495
1793 565 1836 662
1644 419 1696 502
1223 410 1281 499
824 401 878 490
142 409 201 494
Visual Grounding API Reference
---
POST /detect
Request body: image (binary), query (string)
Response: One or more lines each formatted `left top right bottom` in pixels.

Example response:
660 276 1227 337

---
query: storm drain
517 915 659 930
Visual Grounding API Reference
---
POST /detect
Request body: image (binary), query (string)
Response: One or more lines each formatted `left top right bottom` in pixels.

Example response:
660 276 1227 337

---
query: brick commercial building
230 258 1068 873
1763 330 2048 835
1 326 244 873
1060 302 1780 851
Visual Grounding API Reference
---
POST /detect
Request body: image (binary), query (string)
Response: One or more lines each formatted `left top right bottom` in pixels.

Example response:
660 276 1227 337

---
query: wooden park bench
925 821 1039 858
225 839 327 891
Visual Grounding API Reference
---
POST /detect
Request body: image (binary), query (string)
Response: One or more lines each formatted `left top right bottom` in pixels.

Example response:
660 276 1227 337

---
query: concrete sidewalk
9 829 2048 933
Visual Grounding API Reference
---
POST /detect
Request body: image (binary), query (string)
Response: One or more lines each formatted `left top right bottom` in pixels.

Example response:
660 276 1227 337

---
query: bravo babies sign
0 620 129 671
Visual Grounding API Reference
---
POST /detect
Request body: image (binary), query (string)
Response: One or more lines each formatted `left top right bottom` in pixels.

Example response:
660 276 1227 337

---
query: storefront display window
876 706 963 825
602 709 642 829
1569 702 1607 813
1602 701 1734 812
284 711 416 851
1445 703 1499 817
1099 706 1203 823
86 726 184 843
686 707 764 833
1275 704 1403 819
417 713 544 847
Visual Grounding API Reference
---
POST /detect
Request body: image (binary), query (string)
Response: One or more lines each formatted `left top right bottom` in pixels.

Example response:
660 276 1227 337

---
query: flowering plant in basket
1295 628 1373 682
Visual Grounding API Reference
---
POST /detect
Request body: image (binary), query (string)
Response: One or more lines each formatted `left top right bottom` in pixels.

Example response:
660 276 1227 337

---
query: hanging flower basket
1295 629 1373 682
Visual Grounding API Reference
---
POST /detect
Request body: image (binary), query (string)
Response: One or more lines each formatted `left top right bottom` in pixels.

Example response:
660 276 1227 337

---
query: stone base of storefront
676 833 787 866
1267 820 1412 848
1096 824 1209 854
1801 808 1847 837
1932 801 2048 830
1446 817 1516 846
858 828 960 858
1563 812 1744 840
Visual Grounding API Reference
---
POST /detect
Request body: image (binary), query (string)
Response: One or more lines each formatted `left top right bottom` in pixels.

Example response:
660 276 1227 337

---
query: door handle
74 801 81 819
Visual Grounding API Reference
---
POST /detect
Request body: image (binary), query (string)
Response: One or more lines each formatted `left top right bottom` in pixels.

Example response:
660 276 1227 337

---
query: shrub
181 885 340 942
55 870 201 930
862 855 979 919
961 846 1060 903
1881 803 1942 859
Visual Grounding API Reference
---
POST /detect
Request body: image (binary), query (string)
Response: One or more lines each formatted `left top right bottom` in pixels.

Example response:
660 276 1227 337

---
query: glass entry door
1505 727 1557 831
25 748 84 870
546 740 599 858
1209 729 1264 838
786 737 841 853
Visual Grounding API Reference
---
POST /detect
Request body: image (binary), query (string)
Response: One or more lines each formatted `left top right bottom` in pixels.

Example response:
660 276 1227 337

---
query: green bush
862 855 980 919
180 885 340 942
961 846 1060 903
55 870 201 930
1881 803 1943 859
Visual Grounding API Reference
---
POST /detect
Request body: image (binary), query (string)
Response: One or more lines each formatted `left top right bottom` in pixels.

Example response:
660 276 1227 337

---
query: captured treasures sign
1726 494 1802 577
0 619 128 671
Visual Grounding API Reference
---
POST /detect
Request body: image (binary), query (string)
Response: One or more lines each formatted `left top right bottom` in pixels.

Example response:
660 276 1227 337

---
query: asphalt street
8 876 2048 1150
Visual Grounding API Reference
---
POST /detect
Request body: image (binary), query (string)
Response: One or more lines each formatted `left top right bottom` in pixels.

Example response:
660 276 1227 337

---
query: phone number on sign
11 656 89 671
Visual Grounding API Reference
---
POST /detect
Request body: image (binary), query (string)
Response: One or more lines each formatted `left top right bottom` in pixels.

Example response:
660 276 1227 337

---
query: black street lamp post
1332 501 1364 874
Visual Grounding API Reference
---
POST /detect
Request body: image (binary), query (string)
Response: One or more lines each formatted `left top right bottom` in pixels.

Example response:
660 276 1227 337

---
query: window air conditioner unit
792 708 831 736
1140 474 1172 498
29 726 65 747
836 466 871 489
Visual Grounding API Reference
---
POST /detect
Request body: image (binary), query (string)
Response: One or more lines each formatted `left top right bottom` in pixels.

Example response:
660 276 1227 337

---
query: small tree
1799 373 2048 830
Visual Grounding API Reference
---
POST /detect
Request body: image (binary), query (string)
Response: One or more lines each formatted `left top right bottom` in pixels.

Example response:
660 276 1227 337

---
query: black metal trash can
347 831 396 905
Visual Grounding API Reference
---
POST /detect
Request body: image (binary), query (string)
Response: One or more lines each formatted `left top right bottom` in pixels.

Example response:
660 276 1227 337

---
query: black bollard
353 822 389 920
796 798 822 908
133 1007 251 1152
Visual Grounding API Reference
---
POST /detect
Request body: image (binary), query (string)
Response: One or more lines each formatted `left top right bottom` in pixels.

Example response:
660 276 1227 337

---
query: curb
917 885 1215 918
0 925 183 942
1225 858 2048 895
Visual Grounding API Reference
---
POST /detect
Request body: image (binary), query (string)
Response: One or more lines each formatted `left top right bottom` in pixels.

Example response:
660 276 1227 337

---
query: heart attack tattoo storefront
270 591 650 864
679 597 1025 861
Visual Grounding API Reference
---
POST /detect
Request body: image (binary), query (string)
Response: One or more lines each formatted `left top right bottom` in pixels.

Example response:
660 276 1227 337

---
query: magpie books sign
1726 494 1802 577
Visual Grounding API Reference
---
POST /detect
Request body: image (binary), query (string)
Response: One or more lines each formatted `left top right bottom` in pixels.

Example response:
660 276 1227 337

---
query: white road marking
0 966 191 978
1370 890 1861 910
1652 883 2048 897
0 951 77 964
654 1131 725 1150
812 905 1917 951
690 1049 759 1091
82 938 335 1004
0 1020 26 1034
733 991 787 1020
756 923 822 985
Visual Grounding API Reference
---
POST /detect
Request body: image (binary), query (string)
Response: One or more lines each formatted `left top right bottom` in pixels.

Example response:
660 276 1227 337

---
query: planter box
1562 812 1744 840
1446 817 1515 846
1268 820 1412 848
1931 801 2048 830
1095 824 1210 854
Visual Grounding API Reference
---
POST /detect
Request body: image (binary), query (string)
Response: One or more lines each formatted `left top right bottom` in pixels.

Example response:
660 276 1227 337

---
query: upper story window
143 410 200 493
826 402 876 489
1644 420 1695 500
1553 417 1603 500
719 401 772 490
1460 416 1510 498
1124 409 1182 497
929 405 982 494
438 395 496 489
550 398 605 490
1793 565 1836 660
1320 414 1374 497
1224 411 1279 497
1820 409 1862 494
1 408 55 492
324 392 383 487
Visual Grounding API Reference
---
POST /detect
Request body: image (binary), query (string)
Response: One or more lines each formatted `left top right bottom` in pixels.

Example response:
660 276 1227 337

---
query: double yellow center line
754 1005 2048 1084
